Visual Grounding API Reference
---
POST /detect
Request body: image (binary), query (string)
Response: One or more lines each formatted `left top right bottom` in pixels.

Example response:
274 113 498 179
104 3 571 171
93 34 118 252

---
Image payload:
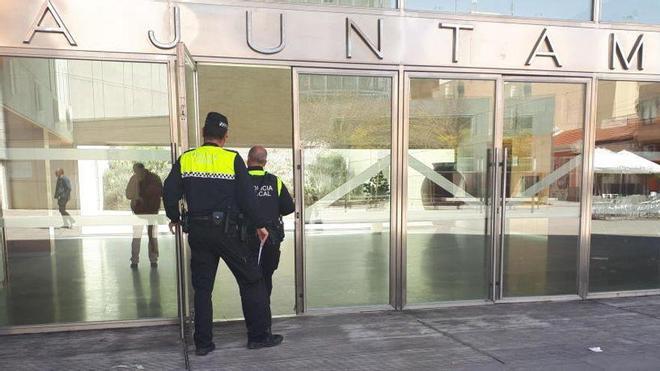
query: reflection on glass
601 0 660 25
502 82 585 297
300 74 391 308
590 81 660 292
185 58 198 147
407 78 494 303
0 57 177 326
250 0 394 8
196 65 295 319
406 0 592 20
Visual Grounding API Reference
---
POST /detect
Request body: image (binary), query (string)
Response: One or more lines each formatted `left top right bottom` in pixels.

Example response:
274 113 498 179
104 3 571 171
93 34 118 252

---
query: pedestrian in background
54 168 75 229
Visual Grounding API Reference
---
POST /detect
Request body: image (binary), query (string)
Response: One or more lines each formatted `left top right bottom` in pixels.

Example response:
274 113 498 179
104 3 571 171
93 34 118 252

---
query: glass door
294 69 395 310
499 78 588 299
401 74 590 306
405 74 497 305
0 55 176 328
194 63 296 320
0 202 6 289
174 43 199 331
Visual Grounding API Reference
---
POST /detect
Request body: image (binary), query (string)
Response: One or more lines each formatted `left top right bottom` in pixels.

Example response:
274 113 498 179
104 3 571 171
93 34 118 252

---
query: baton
257 237 266 266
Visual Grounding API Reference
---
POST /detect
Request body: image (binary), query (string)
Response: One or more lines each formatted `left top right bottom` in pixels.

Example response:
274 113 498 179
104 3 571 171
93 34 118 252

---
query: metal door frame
400 72 594 308
292 67 399 314
0 47 181 335
495 75 592 303
174 42 202 338
402 71 501 309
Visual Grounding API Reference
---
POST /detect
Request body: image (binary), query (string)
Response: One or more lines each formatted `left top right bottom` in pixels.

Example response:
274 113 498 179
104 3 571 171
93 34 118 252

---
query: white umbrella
616 150 660 174
593 147 627 174
593 148 660 174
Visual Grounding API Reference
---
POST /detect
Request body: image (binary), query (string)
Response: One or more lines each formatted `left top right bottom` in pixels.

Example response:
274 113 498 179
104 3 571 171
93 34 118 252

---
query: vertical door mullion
579 77 597 299
291 68 305 314
492 76 505 302
171 47 189 339
174 42 200 338
399 70 410 310
390 69 403 310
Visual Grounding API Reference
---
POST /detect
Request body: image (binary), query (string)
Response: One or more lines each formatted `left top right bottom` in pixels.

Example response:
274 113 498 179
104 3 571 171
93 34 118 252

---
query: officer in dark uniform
163 112 283 355
246 146 295 302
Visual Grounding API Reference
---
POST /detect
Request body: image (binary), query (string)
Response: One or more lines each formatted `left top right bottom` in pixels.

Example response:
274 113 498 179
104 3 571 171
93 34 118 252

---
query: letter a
24 0 77 46
525 28 562 67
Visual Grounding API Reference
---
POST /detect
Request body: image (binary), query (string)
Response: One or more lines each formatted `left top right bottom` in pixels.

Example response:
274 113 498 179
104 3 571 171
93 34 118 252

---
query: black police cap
202 112 229 139
204 112 229 130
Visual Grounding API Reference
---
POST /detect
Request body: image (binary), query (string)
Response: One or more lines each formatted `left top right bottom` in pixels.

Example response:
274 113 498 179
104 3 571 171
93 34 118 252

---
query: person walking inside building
54 168 75 228
163 112 282 355
246 146 294 316
126 163 163 268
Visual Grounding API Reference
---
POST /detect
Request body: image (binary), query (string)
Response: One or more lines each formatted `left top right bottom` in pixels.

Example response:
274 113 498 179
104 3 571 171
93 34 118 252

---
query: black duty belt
190 211 230 224
187 211 246 238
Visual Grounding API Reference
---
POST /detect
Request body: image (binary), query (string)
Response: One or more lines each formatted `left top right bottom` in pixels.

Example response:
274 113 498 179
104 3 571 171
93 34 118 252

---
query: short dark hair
203 112 228 140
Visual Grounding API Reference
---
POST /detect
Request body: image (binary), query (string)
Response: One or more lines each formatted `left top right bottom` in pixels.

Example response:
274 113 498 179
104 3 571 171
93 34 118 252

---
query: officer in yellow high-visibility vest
163 112 283 355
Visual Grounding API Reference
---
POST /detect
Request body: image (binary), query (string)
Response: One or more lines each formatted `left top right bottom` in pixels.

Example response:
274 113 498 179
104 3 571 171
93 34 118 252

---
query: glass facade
406 0 592 21
250 0 394 8
0 0 659 333
0 57 177 326
590 81 660 292
601 0 660 25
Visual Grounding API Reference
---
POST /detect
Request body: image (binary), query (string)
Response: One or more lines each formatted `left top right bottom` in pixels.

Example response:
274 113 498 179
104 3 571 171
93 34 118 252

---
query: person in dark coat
126 163 163 268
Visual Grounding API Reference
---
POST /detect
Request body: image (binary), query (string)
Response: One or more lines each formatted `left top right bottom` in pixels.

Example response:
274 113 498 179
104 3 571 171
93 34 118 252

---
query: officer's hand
168 221 179 234
256 227 269 244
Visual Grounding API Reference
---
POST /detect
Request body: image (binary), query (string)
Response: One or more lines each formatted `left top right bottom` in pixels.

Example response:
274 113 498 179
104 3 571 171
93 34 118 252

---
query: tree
362 170 390 207
304 152 349 206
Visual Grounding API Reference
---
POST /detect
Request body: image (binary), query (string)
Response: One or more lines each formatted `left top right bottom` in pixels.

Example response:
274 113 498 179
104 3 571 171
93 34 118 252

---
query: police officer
163 112 283 355
246 146 295 305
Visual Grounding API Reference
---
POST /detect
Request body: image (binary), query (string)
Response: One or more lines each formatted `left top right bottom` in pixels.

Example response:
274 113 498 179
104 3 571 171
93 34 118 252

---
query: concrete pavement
2 296 660 370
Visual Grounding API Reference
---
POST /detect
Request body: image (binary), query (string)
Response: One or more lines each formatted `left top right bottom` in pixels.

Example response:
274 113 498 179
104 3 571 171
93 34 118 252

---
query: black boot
247 334 283 350
195 342 216 356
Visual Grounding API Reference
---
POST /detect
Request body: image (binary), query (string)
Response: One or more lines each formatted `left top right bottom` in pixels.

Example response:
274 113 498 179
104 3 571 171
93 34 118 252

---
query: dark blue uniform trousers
188 224 270 347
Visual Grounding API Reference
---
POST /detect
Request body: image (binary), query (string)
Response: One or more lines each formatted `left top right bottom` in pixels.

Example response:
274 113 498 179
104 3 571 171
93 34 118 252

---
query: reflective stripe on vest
248 170 283 196
180 146 236 180
276 176 282 196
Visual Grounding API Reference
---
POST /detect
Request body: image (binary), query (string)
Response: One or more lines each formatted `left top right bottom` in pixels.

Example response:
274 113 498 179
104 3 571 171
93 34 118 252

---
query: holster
266 219 285 245
181 210 190 233
238 213 248 242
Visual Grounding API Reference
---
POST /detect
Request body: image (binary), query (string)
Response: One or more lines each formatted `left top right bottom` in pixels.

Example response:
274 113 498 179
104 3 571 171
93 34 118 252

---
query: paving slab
0 325 186 371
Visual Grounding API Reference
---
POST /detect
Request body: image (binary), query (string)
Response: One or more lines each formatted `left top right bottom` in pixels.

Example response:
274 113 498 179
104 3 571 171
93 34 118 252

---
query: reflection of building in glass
0 57 176 326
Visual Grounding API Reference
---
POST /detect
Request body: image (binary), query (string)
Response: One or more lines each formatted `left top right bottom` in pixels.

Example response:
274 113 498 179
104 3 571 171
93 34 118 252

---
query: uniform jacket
247 166 295 224
162 143 266 228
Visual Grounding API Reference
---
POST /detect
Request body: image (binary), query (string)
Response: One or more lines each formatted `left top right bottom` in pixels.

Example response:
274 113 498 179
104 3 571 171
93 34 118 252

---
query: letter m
610 33 644 71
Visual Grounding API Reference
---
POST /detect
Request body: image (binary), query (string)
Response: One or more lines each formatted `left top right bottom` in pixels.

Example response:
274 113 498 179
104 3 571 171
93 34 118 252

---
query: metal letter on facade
148 5 180 50
525 28 562 67
610 33 645 71
346 18 384 59
439 23 474 63
23 0 77 46
246 11 286 55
